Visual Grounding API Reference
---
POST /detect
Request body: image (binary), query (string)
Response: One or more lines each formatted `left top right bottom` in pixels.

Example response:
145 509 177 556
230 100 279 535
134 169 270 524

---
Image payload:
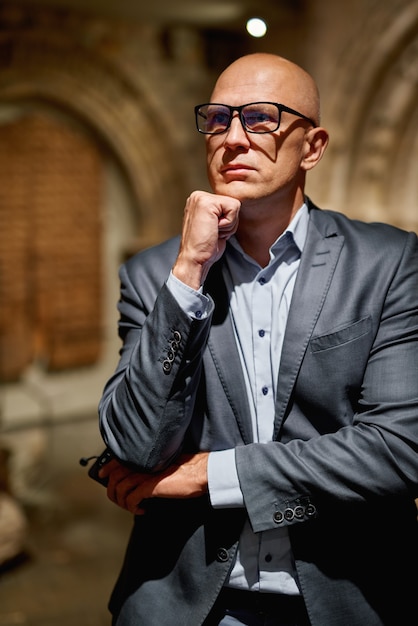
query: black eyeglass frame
194 101 317 135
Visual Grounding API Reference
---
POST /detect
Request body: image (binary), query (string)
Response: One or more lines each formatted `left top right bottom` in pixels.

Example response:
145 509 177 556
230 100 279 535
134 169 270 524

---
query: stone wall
304 0 418 231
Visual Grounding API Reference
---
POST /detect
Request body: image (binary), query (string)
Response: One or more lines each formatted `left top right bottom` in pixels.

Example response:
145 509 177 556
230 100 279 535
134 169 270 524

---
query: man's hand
99 452 209 515
173 190 241 290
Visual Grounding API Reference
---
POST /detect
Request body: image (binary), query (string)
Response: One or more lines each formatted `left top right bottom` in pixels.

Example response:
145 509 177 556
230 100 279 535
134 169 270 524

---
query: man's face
205 63 313 207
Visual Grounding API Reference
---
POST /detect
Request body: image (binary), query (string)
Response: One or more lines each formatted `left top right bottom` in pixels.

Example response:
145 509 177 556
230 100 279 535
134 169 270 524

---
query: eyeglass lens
197 103 280 134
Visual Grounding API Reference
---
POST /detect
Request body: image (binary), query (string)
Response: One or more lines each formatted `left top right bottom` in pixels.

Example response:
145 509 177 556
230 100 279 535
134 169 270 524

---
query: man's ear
301 127 329 171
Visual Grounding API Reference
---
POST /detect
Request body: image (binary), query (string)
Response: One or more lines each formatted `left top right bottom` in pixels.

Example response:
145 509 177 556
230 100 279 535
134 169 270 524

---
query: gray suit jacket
99 202 418 626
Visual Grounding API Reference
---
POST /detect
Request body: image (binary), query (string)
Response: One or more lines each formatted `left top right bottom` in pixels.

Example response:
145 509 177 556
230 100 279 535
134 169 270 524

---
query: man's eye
246 112 272 125
209 112 229 126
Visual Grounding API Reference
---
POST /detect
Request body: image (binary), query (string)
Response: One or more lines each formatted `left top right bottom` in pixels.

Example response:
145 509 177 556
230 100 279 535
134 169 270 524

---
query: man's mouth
221 164 254 177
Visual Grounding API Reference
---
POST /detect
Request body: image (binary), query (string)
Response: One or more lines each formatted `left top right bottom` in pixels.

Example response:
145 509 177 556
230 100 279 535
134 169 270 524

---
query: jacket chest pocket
298 316 373 407
310 316 372 353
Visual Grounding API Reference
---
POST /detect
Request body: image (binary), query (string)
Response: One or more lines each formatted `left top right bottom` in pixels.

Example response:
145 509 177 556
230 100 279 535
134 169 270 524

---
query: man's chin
212 181 257 202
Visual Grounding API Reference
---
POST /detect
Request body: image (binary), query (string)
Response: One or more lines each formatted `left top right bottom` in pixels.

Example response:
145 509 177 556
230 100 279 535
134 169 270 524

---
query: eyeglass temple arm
280 104 316 127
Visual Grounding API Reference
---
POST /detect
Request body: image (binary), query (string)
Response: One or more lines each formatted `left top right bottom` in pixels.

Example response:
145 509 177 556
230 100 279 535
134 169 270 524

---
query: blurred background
0 0 417 624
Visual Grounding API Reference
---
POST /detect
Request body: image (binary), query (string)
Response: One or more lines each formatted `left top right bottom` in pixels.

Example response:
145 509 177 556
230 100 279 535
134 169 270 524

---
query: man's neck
236 201 303 267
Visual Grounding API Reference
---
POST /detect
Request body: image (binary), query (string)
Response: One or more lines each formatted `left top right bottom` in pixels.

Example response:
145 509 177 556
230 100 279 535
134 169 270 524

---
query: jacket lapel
203 207 345 445
204 262 254 445
273 207 345 438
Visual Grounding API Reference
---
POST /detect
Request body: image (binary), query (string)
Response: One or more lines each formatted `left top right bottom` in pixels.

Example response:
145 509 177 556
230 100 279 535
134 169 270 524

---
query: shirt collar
272 202 309 255
228 202 309 263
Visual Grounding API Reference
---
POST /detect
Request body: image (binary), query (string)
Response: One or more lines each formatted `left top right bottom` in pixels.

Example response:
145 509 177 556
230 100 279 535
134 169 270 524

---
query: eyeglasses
195 101 316 135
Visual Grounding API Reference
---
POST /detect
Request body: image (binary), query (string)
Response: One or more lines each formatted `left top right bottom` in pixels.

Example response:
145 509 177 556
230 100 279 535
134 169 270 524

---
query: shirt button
259 276 266 285
258 329 265 337
262 386 268 396
265 553 272 563
195 310 202 319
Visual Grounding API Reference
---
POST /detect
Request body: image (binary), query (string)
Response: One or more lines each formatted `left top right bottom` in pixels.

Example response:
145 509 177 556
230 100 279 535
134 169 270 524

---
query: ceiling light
246 17 267 38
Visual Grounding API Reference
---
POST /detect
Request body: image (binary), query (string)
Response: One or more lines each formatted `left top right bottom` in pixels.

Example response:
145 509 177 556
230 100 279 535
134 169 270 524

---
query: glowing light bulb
246 17 267 38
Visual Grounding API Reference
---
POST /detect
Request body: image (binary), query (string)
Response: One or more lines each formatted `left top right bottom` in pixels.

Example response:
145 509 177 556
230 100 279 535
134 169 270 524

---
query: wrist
172 258 209 290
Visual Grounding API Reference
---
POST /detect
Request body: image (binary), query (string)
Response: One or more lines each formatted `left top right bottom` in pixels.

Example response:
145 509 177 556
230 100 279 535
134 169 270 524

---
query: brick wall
0 113 103 381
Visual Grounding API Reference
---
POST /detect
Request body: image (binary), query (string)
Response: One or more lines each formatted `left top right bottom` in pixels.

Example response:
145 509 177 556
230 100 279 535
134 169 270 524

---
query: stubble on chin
210 176 254 202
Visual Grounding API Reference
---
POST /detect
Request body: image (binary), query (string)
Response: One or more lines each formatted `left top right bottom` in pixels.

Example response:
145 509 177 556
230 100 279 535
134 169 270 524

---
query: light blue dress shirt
167 204 309 595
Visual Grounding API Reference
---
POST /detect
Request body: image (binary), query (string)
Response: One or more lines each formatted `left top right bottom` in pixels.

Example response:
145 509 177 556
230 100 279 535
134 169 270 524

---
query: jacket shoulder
122 235 180 278
124 236 181 269
116 236 181 303
308 202 417 249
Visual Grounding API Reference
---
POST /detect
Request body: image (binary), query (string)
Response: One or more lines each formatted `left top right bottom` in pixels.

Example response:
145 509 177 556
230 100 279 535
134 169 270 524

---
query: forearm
99 190 240 472
236 408 418 535
99 282 212 472
100 453 210 516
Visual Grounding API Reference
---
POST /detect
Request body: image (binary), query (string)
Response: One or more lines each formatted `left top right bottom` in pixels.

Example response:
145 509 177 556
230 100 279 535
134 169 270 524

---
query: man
98 53 418 625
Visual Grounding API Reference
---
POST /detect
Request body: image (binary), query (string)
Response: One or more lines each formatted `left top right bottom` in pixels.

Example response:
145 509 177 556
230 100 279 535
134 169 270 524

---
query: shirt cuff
167 271 213 320
207 449 244 508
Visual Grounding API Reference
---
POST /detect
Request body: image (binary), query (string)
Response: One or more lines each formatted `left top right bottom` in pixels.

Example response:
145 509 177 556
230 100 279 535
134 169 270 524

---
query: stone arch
322 0 418 231
0 13 188 246
0 6 193 406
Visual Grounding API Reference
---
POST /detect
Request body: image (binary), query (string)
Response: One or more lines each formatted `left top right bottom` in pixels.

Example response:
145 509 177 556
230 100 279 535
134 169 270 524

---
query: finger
106 469 141 506
217 199 240 233
218 219 239 239
218 197 240 218
125 486 149 514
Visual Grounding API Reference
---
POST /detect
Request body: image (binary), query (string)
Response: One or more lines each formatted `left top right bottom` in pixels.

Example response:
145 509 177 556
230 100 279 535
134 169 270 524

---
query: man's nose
224 113 250 146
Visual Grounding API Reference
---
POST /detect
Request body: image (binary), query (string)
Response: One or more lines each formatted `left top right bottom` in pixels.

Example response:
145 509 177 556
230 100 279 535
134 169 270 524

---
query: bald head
211 53 321 126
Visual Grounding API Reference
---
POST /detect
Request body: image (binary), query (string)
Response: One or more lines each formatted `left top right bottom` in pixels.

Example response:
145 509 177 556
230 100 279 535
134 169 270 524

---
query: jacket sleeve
98 258 212 473
235 230 418 533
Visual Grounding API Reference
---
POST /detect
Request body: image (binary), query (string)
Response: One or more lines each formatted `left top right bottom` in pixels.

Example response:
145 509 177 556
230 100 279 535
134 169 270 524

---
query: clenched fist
172 190 241 290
